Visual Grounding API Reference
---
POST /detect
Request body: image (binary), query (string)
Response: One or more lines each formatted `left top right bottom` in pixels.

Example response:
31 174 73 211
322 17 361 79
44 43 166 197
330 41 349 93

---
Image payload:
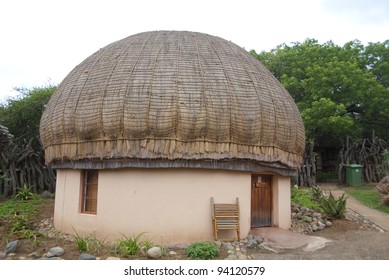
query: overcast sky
0 0 388 101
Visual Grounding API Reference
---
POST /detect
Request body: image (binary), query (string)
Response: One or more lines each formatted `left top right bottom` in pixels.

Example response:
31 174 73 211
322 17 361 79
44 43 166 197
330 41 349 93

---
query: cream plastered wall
54 168 291 243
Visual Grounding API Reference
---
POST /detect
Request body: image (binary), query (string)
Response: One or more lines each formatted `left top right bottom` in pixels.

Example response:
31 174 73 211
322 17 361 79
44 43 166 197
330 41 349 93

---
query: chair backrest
211 197 239 219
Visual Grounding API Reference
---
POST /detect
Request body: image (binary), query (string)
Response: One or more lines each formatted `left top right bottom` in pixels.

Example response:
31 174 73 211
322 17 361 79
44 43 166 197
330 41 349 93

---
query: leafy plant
73 229 105 254
319 192 348 219
115 233 144 257
291 187 321 210
74 233 91 253
20 229 45 246
310 186 324 200
0 195 44 242
9 213 29 233
140 238 155 253
185 242 219 260
14 184 34 201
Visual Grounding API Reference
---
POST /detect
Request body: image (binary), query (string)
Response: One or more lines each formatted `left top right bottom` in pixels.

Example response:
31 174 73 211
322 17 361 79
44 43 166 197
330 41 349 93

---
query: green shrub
73 232 104 254
14 184 34 201
291 187 321 210
185 242 219 260
319 192 347 219
310 186 324 200
115 233 144 257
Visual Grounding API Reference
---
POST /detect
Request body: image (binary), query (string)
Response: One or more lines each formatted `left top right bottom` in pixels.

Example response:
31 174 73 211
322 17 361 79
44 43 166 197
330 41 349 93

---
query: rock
317 220 325 229
165 244 176 250
301 206 309 212
227 250 235 254
41 190 54 199
46 246 64 257
6 240 18 254
213 241 222 247
246 239 259 249
240 246 247 254
79 253 96 260
225 255 237 260
175 244 188 250
106 257 121 260
0 251 6 259
312 225 318 231
168 251 177 256
303 216 313 223
325 221 333 227
147 247 162 259
238 254 248 260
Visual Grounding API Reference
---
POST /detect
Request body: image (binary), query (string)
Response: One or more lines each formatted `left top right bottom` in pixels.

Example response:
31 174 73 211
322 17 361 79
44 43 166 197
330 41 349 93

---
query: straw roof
40 31 305 175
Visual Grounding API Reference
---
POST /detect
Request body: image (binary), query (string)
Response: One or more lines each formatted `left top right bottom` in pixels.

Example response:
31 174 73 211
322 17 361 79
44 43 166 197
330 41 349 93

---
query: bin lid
346 164 362 168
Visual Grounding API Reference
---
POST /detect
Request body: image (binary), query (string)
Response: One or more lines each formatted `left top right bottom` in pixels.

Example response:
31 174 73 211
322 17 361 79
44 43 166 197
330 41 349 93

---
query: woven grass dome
40 31 305 175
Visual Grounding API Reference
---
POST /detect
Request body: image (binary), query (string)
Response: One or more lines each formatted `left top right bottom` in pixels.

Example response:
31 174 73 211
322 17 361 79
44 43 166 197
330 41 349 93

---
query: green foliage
291 187 321 210
185 242 219 260
115 233 144 257
310 186 324 200
251 39 389 143
319 192 347 219
0 85 56 149
0 195 44 241
14 184 34 201
73 230 104 254
0 195 43 221
140 238 155 252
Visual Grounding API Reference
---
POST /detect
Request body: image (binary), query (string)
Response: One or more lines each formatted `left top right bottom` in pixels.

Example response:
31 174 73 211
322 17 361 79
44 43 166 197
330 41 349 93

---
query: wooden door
251 175 272 227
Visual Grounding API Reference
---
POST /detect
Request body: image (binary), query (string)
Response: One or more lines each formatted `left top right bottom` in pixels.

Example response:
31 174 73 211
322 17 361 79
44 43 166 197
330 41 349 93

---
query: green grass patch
291 187 321 210
345 185 389 214
0 195 44 221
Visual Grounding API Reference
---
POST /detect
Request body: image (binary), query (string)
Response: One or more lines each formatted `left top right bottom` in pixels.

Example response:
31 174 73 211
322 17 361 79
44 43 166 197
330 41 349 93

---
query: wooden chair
210 197 240 241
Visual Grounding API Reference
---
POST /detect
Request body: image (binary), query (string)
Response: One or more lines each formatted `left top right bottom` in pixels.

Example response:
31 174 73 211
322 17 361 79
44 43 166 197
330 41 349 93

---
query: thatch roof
40 31 305 175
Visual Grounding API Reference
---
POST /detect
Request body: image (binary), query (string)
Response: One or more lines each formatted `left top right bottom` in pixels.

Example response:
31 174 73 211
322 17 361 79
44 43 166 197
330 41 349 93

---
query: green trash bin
345 164 362 186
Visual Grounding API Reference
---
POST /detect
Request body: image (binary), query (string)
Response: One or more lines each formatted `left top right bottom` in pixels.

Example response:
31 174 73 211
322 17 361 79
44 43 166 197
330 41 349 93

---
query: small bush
73 233 104 254
115 233 144 257
291 187 321 210
319 192 347 219
185 242 219 260
14 184 34 201
310 186 324 200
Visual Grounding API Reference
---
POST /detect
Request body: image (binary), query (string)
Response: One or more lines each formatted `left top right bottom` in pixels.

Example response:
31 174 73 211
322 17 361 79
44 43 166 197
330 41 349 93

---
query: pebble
0 251 6 259
46 246 64 257
79 253 96 260
168 251 177 256
6 240 18 254
147 247 162 259
106 257 121 260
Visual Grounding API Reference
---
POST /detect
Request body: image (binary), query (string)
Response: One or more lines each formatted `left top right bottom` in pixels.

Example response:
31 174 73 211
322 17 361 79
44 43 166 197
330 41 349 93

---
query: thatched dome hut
40 31 305 243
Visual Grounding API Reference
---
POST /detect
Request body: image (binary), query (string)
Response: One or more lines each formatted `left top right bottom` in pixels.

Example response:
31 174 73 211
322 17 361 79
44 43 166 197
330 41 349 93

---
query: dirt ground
1 198 388 260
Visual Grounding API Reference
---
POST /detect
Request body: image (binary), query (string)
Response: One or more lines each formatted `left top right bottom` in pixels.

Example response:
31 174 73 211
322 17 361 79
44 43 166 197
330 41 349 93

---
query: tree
251 39 389 185
251 39 389 145
0 86 56 149
0 85 56 197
